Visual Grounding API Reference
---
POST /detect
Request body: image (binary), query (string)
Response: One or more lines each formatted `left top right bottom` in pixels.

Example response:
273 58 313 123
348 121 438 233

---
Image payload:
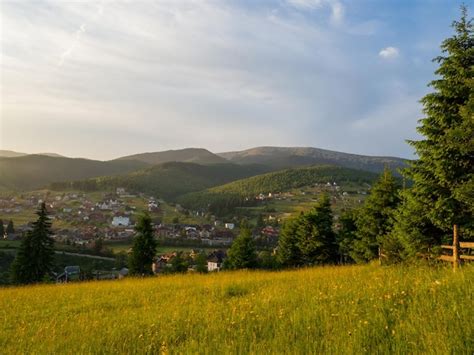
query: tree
6 220 14 235
128 214 158 276
224 221 257 269
0 219 4 238
336 210 358 264
277 215 303 267
169 252 188 273
296 194 337 265
11 203 55 284
392 7 474 256
351 169 400 263
92 237 104 255
195 252 208 273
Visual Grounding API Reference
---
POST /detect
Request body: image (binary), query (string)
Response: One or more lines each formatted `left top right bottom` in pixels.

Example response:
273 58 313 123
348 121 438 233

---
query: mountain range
0 146 408 192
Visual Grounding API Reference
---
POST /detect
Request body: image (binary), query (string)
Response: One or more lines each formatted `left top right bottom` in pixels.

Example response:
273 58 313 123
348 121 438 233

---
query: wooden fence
439 224 474 270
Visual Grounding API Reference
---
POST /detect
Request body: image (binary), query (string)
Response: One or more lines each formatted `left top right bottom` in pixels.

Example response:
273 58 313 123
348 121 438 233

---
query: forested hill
218 146 407 173
178 165 380 214
51 162 271 200
0 155 148 191
116 148 228 165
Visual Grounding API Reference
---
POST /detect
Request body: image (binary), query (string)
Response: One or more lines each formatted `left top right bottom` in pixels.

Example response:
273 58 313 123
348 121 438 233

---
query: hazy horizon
1 1 460 160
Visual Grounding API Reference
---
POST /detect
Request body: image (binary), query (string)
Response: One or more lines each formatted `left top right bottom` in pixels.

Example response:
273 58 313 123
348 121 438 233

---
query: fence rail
439 224 474 270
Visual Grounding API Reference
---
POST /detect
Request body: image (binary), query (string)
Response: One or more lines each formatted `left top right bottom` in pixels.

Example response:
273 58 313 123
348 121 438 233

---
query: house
116 187 126 195
112 216 130 227
224 223 235 230
148 200 159 212
207 250 226 272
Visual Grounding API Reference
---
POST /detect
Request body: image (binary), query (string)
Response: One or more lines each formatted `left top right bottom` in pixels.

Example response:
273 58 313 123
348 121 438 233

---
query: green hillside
53 162 270 200
1 265 472 353
117 148 228 165
178 165 379 213
219 146 407 174
0 155 148 191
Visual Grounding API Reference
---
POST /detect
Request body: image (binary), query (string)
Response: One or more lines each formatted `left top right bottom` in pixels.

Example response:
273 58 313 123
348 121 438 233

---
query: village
0 187 284 281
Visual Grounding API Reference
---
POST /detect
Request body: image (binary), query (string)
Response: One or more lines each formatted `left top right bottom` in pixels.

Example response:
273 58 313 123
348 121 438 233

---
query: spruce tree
6 220 14 235
224 221 257 269
351 169 400 263
129 214 158 276
392 7 474 256
11 203 55 284
0 219 4 238
296 194 337 265
277 215 303 267
336 210 358 264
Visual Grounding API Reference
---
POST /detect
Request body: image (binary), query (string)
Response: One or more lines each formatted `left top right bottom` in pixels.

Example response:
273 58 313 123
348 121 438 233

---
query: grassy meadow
1 264 473 354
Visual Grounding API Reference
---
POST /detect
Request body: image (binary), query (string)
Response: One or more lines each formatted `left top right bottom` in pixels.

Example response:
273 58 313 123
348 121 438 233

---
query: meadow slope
1 264 473 354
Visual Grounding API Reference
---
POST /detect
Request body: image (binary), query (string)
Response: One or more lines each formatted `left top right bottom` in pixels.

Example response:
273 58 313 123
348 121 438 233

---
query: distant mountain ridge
0 146 408 192
116 148 227 165
218 146 407 174
0 155 148 191
0 150 65 158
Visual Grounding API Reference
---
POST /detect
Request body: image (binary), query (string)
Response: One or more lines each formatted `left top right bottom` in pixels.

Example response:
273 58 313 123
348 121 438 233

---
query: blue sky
0 0 468 160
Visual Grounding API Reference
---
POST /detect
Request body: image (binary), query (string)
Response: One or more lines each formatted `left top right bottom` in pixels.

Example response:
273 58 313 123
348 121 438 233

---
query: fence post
453 224 459 271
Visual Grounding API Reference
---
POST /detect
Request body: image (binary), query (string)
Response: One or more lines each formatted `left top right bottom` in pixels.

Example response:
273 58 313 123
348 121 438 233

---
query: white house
224 223 235 230
112 216 130 227
207 260 220 272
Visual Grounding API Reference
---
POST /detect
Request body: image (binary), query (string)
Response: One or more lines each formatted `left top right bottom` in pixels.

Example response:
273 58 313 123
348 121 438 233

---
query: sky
0 0 467 160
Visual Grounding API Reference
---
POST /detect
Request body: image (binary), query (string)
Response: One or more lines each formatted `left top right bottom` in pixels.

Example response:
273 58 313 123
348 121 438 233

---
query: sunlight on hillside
1 264 472 354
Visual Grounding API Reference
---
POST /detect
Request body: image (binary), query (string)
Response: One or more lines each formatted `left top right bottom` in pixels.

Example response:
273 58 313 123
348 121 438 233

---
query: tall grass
1 264 472 354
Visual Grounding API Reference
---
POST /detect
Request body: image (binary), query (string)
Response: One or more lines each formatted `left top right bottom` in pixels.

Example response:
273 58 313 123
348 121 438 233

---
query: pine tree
392 7 474 256
277 215 303 267
224 221 257 269
351 169 400 263
128 214 157 276
336 210 358 264
0 219 4 238
296 194 337 265
11 203 55 284
6 220 14 235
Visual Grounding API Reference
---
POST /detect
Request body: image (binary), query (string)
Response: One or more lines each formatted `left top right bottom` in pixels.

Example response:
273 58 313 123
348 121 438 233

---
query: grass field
1 264 472 354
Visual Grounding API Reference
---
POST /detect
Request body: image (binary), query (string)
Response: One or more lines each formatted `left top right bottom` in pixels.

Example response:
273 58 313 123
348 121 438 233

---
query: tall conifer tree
297 194 337 265
392 7 474 256
224 220 257 269
351 169 400 263
129 214 158 276
11 203 55 284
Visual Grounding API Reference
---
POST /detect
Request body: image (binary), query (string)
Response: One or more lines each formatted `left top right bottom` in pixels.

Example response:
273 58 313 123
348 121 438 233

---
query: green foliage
278 195 337 266
224 222 257 270
55 162 269 200
179 165 379 215
296 195 337 265
392 7 474 256
6 220 14 235
128 214 158 276
10 203 55 284
336 210 358 264
195 252 208 273
350 169 400 263
169 252 189 274
277 216 302 267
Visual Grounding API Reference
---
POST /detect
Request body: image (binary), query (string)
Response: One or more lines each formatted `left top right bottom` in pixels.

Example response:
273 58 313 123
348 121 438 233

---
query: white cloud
379 46 399 59
330 2 344 25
